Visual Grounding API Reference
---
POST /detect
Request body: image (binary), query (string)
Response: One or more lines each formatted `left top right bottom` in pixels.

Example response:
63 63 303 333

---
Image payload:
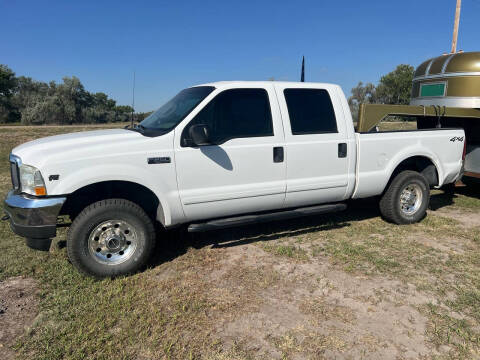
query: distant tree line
348 64 415 122
0 64 151 125
1 62 414 125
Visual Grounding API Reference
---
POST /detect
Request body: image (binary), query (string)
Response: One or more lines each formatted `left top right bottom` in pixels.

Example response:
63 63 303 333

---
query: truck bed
352 128 465 199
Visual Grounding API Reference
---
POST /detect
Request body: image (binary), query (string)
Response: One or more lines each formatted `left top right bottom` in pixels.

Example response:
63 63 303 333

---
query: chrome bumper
3 190 66 240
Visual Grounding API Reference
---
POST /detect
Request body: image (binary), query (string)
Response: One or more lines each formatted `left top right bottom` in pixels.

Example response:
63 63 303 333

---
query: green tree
135 111 153 122
0 64 17 98
92 92 116 110
22 95 63 125
2 64 152 124
348 82 376 122
375 64 414 105
115 105 133 114
13 76 49 113
114 105 134 122
0 64 19 123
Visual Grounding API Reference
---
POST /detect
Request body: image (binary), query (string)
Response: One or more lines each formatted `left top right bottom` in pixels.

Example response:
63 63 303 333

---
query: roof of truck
194 80 339 88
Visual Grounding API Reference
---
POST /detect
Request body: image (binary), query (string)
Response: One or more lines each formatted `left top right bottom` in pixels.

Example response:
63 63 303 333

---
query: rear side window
183 88 273 145
284 89 337 134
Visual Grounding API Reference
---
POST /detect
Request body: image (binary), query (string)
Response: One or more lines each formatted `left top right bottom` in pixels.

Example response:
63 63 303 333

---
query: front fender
47 163 181 227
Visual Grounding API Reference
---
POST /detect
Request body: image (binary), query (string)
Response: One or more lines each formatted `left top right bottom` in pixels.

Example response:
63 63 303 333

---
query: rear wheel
67 199 156 278
379 170 430 224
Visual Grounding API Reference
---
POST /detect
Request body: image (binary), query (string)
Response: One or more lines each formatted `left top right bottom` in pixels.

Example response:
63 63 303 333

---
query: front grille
10 161 20 190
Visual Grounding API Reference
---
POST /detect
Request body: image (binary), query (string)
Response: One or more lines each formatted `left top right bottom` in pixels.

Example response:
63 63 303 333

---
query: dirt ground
211 245 434 359
0 277 39 360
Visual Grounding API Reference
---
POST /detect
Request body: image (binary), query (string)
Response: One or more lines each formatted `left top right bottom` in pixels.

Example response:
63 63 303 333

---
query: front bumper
3 190 66 240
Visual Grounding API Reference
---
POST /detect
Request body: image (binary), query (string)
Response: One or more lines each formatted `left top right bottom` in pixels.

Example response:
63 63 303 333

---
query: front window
139 86 215 133
182 88 274 146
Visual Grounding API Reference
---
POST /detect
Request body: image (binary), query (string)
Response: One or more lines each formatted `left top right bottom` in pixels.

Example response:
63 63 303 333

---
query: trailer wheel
67 199 156 278
379 170 430 224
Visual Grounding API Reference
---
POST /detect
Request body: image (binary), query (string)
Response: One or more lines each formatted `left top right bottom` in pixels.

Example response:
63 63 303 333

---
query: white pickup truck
4 81 466 277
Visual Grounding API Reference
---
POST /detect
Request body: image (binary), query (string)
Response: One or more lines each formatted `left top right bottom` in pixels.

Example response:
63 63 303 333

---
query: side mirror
189 124 212 146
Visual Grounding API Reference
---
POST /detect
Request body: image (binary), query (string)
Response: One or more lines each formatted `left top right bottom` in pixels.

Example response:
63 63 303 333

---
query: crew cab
3 81 465 277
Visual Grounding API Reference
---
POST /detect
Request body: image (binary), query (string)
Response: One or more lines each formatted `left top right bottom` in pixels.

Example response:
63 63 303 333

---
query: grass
261 243 308 260
378 120 417 131
1 125 480 359
421 303 480 359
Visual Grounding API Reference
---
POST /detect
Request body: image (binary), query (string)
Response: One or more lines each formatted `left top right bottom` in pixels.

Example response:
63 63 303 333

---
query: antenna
451 0 462 53
301 56 305 82
131 71 135 127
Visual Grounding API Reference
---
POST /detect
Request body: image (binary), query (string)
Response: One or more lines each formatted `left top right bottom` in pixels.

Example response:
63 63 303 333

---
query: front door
174 85 286 221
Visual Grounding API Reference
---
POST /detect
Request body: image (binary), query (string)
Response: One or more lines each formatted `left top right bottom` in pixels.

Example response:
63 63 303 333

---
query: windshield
140 86 215 132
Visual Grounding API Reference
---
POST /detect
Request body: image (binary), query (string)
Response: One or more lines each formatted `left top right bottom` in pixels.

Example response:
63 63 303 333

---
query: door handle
273 147 284 163
338 143 347 158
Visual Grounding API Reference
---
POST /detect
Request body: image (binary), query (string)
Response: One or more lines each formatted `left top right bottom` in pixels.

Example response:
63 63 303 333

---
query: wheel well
60 181 160 222
387 156 439 190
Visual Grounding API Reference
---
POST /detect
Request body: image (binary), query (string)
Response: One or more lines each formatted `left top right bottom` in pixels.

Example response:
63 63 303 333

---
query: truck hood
12 129 149 168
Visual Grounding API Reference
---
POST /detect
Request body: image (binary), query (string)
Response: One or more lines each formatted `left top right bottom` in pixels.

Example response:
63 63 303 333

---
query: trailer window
284 89 337 134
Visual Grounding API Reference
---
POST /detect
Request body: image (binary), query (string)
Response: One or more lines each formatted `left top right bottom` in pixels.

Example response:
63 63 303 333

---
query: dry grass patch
261 243 309 261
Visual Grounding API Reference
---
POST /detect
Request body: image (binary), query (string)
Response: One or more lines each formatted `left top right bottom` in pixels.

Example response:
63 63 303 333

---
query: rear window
284 89 337 134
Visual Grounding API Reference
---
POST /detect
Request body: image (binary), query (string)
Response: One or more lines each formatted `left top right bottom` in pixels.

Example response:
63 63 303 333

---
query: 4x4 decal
450 136 464 142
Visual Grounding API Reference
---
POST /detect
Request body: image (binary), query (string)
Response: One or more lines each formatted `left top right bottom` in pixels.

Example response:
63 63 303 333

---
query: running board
187 203 347 233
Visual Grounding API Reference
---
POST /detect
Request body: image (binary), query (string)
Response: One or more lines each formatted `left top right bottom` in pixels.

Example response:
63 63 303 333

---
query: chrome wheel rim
399 183 423 216
88 220 138 265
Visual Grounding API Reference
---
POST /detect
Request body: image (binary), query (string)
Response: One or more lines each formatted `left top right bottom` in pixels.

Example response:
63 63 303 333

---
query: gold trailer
411 51 480 108
357 51 480 180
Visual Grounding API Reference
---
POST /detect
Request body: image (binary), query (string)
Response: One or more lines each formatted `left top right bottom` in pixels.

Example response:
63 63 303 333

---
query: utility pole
451 0 462 53
131 71 135 128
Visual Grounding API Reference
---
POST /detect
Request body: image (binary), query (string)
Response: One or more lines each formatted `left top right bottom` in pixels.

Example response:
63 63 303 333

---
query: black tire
379 170 430 225
67 199 156 278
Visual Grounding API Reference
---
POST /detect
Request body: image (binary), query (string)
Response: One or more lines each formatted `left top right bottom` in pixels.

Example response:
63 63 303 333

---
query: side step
187 203 347 233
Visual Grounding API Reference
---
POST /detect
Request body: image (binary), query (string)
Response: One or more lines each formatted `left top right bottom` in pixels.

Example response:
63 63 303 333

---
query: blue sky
3 0 480 112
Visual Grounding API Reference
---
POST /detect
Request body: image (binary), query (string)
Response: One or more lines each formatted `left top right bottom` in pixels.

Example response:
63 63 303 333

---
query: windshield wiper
127 123 170 137
125 123 145 133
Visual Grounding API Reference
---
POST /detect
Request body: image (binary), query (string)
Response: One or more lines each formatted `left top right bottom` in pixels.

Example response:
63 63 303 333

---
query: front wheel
67 199 156 278
379 170 430 224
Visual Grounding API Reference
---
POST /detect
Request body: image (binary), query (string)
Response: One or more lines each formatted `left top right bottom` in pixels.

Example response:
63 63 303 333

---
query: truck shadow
148 198 381 268
429 182 480 211
429 191 455 211
456 181 480 199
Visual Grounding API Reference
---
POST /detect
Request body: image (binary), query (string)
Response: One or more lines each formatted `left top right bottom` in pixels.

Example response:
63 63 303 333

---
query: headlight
19 164 47 196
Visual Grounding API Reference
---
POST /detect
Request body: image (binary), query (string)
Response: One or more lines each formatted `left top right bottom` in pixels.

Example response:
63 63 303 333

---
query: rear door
274 84 350 207
174 85 286 221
